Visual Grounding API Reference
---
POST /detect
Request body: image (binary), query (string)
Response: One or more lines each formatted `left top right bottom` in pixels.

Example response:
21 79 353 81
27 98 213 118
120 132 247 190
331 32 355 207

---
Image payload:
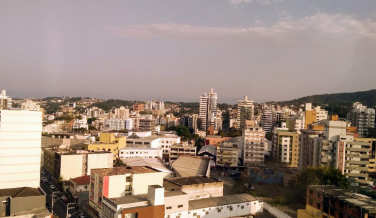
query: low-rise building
119 147 163 159
89 166 168 214
43 149 113 180
205 135 231 146
216 142 238 167
0 187 46 217
68 176 90 212
169 143 196 162
164 176 223 200
84 133 126 161
170 156 210 178
298 185 376 218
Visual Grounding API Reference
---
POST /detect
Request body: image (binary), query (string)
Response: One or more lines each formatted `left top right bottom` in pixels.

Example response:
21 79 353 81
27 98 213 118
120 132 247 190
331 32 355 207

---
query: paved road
40 169 79 218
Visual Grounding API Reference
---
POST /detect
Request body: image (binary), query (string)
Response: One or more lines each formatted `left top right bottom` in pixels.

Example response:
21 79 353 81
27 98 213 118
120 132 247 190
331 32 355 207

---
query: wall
188 201 263 218
108 174 128 198
131 173 165 195
0 110 42 189
263 202 292 218
61 155 83 180
181 182 223 200
87 153 113 175
10 195 46 215
121 204 164 218
164 194 189 215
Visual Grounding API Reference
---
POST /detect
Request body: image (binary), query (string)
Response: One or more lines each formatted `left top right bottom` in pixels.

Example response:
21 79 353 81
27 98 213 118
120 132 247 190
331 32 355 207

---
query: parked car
50 185 55 190
61 195 69 203
79 213 86 218
41 177 48 182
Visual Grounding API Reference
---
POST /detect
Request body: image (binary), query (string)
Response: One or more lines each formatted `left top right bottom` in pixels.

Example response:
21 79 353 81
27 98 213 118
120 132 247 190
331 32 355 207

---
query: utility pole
51 191 59 216
66 202 75 218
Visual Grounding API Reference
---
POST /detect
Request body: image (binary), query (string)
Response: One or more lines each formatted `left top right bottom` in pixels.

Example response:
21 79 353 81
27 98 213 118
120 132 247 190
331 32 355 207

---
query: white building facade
0 109 42 189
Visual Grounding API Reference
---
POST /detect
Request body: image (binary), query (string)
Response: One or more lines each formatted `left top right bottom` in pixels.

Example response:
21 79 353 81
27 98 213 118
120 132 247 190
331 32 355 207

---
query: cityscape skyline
1 0 376 102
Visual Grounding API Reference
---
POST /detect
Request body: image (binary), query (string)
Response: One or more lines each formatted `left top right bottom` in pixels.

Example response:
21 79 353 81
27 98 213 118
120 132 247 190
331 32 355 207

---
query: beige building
272 131 300 168
169 143 196 162
216 142 238 167
243 125 265 165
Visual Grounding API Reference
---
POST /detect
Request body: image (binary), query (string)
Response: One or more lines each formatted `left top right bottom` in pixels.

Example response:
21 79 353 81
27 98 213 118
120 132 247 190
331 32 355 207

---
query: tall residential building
199 88 218 132
272 131 300 168
347 102 376 137
236 95 254 130
243 125 265 165
261 107 273 133
0 90 12 109
0 109 42 189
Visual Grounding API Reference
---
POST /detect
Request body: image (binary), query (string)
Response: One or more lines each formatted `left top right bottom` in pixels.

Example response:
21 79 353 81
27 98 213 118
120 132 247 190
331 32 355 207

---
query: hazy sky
1 0 375 103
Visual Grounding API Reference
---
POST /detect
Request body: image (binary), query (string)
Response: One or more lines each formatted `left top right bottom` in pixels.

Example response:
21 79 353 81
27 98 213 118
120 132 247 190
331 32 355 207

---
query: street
40 169 80 218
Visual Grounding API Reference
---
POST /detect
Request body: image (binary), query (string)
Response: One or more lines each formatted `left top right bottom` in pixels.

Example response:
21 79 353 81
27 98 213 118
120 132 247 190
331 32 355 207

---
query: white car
42 177 48 182
80 214 86 218
50 185 55 190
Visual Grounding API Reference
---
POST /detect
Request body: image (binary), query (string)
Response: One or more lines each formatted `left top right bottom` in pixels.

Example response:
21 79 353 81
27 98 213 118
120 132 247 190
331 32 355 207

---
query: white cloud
108 13 376 44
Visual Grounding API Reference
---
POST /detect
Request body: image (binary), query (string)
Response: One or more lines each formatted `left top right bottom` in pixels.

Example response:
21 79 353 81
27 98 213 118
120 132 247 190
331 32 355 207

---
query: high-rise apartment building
0 90 12 109
243 125 265 165
236 95 254 130
347 102 376 137
272 131 300 167
0 109 42 189
199 88 218 131
261 107 273 133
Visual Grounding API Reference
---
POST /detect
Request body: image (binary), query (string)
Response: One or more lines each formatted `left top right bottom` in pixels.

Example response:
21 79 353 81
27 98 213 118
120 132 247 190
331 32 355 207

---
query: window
193 213 197 216
166 206 172 210
2 201 7 206
178 204 183 208
126 176 131 182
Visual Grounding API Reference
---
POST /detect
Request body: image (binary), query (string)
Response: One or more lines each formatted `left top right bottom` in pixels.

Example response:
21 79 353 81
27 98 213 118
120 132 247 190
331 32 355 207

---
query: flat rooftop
109 195 147 205
310 185 376 213
166 176 221 186
189 194 258 210
164 190 186 197
92 166 159 176
0 187 44 198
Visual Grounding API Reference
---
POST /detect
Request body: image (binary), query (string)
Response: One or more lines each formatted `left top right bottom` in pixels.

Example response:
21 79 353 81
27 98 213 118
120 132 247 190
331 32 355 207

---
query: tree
288 166 349 202
194 137 204 153
87 118 97 125
88 125 97 130
176 126 191 138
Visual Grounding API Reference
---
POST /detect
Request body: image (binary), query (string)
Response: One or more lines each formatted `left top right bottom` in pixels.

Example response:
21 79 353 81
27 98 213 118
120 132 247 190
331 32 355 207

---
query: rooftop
166 176 221 186
171 156 210 177
122 157 172 174
92 166 158 176
71 175 90 186
189 194 258 210
310 185 376 213
164 190 186 197
109 195 147 205
198 145 216 155
0 187 44 198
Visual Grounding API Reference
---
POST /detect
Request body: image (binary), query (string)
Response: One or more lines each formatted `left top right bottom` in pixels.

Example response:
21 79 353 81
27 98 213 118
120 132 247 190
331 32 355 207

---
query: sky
1 0 375 103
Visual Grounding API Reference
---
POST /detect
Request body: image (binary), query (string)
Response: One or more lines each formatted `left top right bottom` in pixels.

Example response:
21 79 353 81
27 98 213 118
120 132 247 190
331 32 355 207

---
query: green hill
276 89 376 118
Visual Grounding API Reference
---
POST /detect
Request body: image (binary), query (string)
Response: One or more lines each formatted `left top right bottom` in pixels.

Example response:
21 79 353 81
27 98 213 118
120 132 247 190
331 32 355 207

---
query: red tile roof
71 175 90 186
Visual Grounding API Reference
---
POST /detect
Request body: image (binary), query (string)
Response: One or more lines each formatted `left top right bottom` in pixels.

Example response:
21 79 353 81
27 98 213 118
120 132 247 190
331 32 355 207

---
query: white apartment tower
347 102 375 137
199 88 218 131
243 126 265 165
0 109 42 189
261 107 273 133
237 95 254 130
0 90 12 109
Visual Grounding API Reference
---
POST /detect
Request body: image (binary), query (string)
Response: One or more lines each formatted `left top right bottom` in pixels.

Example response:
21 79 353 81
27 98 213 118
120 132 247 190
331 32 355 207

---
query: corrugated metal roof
171 156 209 177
